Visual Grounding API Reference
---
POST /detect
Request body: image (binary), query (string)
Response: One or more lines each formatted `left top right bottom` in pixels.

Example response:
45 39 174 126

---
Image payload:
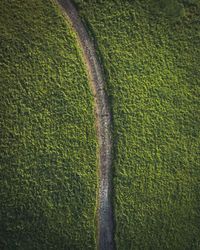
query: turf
74 0 200 249
0 0 97 249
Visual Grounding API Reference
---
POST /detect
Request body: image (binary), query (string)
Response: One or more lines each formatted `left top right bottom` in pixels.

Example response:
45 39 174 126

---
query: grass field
0 0 97 249
1 0 200 249
75 0 200 249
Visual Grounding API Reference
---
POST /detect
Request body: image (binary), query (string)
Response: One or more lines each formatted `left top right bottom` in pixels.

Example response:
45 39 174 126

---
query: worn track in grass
54 0 115 249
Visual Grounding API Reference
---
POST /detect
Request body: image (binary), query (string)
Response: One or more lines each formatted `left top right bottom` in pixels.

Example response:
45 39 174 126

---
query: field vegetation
0 0 97 249
75 0 200 249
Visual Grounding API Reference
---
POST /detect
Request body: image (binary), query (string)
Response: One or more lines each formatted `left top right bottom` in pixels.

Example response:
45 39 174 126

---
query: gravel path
55 1 115 249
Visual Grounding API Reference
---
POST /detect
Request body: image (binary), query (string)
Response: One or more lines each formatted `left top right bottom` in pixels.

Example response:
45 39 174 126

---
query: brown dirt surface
54 0 115 249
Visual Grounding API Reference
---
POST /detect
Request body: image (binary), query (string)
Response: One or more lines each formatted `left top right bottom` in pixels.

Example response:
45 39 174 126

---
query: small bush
159 0 186 19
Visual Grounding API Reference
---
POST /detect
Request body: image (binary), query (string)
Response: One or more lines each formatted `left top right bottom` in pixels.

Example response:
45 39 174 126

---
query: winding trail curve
55 0 115 249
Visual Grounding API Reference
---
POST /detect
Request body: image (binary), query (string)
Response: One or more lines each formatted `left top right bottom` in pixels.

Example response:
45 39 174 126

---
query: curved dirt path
54 0 115 249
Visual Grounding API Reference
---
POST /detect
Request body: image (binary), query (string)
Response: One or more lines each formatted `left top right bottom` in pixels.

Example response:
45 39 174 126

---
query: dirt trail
54 0 115 249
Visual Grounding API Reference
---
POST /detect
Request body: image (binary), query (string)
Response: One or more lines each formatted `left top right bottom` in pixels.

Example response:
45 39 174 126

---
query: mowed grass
0 0 97 249
75 0 200 249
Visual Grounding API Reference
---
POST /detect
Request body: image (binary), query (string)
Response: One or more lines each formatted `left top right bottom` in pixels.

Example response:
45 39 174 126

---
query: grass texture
0 0 97 249
74 0 200 249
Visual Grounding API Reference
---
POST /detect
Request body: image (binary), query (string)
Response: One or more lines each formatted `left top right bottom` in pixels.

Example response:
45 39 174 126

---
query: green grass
0 0 97 249
74 0 200 249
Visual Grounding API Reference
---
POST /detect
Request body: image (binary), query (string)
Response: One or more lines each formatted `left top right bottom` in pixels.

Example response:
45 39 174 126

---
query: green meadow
1 0 200 249
0 0 97 249
75 0 200 249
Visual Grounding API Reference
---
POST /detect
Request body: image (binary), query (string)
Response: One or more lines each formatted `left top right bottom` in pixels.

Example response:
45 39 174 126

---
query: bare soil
55 1 115 249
